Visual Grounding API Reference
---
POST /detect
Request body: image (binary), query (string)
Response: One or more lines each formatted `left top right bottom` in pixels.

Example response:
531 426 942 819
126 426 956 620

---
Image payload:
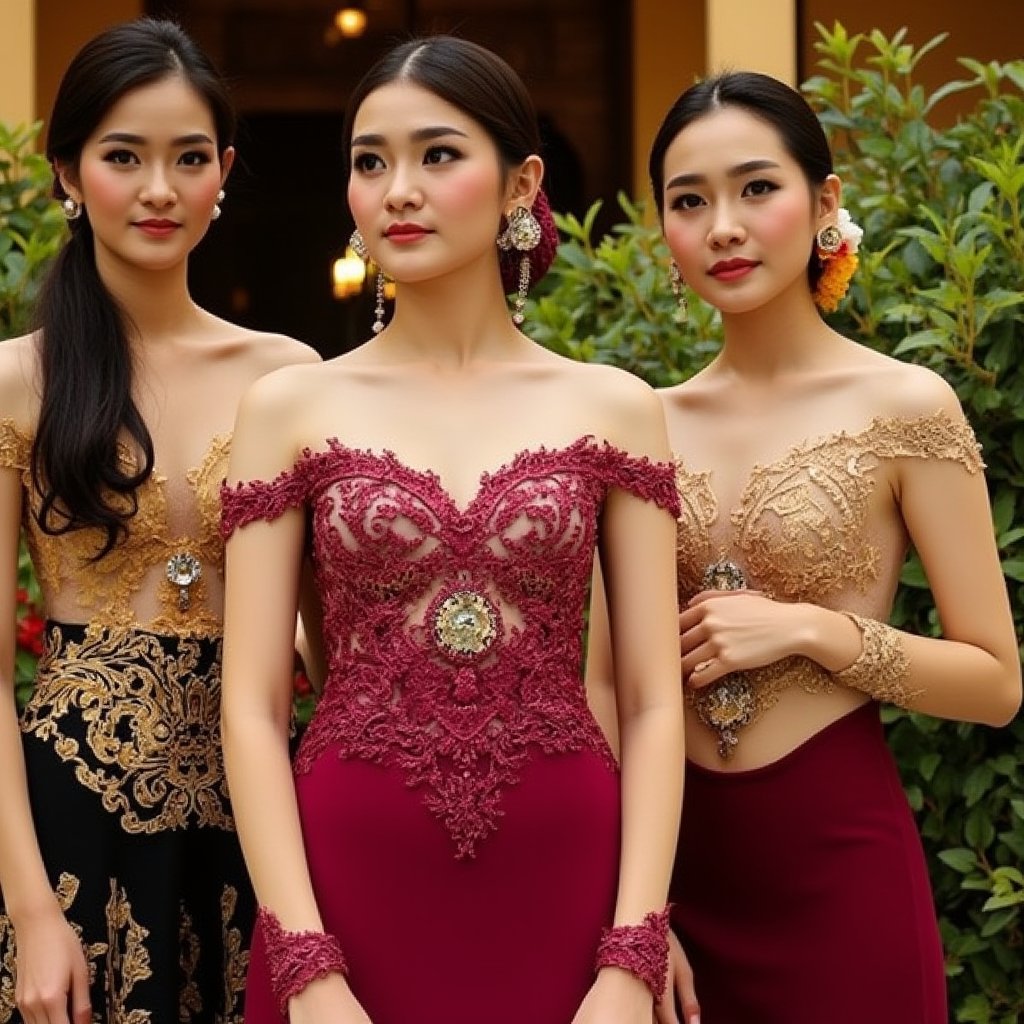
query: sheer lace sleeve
0 418 31 471
220 461 308 538
594 446 681 518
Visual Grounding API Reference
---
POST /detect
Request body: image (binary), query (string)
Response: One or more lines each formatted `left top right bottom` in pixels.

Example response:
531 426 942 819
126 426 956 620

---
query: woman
220 35 684 1024
0 19 317 1024
589 70 1021 1023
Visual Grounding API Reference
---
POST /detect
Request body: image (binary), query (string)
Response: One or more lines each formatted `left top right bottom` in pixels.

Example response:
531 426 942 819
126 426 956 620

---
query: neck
379 256 529 368
715 280 839 380
94 250 202 342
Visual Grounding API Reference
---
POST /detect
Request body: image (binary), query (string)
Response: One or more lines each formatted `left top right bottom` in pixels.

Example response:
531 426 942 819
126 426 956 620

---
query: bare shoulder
0 333 41 425
226 327 321 375
851 348 963 421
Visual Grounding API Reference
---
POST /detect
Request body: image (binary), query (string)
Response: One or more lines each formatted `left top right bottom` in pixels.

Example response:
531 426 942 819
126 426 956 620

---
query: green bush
0 121 65 339
528 24 1024 1023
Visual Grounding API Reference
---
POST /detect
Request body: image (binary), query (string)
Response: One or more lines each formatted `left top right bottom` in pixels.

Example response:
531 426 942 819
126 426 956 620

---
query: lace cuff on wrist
257 906 348 1014
594 907 670 1000
835 613 920 707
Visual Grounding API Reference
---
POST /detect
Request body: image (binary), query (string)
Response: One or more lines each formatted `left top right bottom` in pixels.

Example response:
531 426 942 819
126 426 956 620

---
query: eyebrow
97 132 215 146
666 159 781 189
350 125 469 147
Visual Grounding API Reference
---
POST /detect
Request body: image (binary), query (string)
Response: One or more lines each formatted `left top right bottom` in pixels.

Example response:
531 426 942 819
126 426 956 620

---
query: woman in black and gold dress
0 20 316 1024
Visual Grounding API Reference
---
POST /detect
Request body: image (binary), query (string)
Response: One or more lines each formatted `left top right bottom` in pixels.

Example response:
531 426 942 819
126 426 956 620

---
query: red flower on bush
16 608 45 657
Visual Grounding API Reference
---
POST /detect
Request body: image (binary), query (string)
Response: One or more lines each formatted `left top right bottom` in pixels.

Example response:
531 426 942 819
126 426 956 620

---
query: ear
816 173 842 228
55 161 82 203
502 154 544 213
219 145 236 185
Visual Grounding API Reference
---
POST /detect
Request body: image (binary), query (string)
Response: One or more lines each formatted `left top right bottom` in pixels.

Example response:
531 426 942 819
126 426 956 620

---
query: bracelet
594 907 670 1000
257 906 348 1014
835 613 920 706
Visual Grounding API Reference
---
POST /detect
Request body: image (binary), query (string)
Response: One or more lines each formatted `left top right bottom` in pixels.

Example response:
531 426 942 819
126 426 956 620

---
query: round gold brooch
431 589 499 660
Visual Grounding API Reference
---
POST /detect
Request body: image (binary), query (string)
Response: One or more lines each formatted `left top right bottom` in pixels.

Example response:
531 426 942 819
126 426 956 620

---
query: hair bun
499 189 559 294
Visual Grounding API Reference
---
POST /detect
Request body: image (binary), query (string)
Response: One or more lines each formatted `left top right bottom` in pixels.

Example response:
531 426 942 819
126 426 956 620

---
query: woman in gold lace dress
0 20 317 1024
589 72 1021 1024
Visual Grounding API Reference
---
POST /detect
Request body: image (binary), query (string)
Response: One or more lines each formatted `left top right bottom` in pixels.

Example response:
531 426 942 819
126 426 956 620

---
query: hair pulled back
342 35 557 291
34 17 235 556
648 71 833 290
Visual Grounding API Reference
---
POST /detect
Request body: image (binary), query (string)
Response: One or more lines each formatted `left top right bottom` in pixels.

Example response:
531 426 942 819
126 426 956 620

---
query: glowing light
334 6 368 38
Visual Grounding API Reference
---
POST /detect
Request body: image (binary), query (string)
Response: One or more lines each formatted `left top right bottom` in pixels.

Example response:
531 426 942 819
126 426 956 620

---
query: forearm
613 700 684 923
221 709 323 930
0 695 59 921
797 604 1021 726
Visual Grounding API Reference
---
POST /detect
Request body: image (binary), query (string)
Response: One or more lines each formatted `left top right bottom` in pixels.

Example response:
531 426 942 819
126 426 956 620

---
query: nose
139 165 176 209
383 163 423 213
707 203 746 249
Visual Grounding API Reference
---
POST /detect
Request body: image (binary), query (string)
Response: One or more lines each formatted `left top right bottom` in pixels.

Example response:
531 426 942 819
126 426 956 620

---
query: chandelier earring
211 189 225 221
372 270 389 335
497 205 542 326
62 197 82 221
669 260 688 323
349 228 369 260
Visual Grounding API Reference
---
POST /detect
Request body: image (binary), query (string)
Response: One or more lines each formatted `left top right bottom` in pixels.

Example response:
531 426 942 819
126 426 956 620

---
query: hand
287 971 374 1024
654 931 699 1024
571 966 653 1024
13 905 91 1024
680 589 798 687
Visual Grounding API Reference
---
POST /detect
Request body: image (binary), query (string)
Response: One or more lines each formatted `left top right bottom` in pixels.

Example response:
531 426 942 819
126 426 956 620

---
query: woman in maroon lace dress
219 37 684 1024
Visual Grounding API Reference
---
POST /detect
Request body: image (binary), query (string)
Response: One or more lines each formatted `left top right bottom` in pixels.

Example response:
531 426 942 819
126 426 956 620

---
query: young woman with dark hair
0 18 317 1024
220 35 684 1024
589 70 1021 1023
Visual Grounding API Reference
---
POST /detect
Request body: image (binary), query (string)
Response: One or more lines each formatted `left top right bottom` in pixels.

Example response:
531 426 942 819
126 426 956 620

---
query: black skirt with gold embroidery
0 622 253 1024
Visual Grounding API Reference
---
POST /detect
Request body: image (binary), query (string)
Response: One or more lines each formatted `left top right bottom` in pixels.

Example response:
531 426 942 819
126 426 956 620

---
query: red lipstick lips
709 257 758 282
134 219 179 238
384 222 431 243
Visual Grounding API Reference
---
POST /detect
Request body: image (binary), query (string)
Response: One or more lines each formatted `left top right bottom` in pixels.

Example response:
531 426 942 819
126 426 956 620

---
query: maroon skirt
670 702 946 1023
244 748 619 1023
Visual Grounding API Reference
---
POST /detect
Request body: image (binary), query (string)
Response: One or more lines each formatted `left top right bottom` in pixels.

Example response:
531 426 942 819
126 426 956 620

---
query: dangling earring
349 228 368 260
62 197 82 221
211 189 225 221
371 271 388 334
816 223 843 257
670 261 688 323
497 205 542 326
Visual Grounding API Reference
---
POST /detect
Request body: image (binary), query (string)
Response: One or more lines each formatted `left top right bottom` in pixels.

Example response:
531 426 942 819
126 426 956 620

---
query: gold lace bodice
1 418 229 637
674 410 983 606
674 410 984 744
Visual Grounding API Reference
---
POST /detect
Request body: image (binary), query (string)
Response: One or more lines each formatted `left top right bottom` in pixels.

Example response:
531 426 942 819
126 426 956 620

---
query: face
62 75 233 275
347 81 513 285
660 106 836 314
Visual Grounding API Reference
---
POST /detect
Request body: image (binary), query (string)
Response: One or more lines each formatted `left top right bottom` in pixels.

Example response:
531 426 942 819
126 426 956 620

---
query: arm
584 556 620 760
575 388 686 1023
220 377 369 1023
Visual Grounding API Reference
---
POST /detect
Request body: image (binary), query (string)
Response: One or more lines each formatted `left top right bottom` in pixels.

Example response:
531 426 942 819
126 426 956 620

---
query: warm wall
0 0 35 124
34 0 142 126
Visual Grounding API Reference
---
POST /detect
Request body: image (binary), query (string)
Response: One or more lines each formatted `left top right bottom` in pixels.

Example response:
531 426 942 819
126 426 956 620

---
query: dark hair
341 35 557 291
648 71 833 290
33 18 235 556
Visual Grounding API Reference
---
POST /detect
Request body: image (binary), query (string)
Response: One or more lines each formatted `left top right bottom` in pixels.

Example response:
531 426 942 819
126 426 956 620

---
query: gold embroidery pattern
0 873 107 1024
674 411 980 752
0 419 229 638
21 626 233 833
216 887 249 1024
179 906 202 1021
835 613 920 706
103 880 152 1024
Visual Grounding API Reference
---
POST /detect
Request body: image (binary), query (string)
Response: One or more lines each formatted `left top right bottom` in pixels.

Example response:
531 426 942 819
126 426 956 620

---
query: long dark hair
648 71 834 290
33 18 235 556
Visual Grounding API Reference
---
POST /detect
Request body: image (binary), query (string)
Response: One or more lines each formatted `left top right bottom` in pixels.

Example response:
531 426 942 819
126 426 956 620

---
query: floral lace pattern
674 411 984 744
0 419 228 637
222 436 679 857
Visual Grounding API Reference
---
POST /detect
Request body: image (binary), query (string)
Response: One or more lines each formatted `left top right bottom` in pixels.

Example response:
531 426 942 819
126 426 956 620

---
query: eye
423 145 460 166
179 150 213 167
742 179 778 198
103 149 138 166
668 192 704 212
352 152 385 173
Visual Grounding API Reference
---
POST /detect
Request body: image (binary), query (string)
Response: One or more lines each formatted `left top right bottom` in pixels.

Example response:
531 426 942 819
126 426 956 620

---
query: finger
676 966 700 1024
69 953 92 1024
654 984 680 1024
687 588 763 606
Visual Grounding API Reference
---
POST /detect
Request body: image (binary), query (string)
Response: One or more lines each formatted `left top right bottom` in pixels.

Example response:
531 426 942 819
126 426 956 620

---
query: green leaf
937 848 979 873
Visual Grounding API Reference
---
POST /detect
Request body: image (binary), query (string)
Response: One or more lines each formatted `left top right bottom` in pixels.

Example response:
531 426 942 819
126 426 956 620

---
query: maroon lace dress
221 437 679 1024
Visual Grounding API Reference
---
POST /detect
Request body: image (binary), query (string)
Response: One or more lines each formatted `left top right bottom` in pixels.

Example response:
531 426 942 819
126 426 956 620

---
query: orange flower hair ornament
813 208 863 313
